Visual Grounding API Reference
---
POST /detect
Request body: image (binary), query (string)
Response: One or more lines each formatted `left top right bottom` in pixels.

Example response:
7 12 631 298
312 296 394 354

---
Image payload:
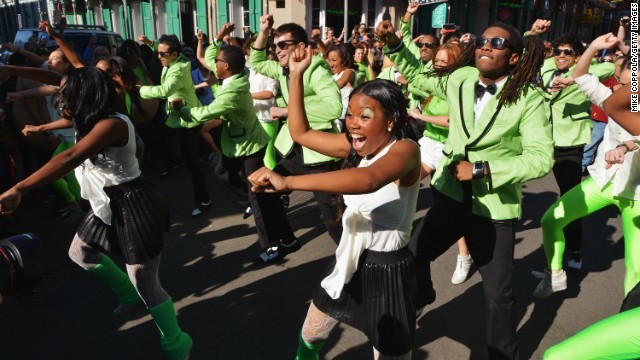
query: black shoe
255 238 301 264
160 164 184 178
242 206 253 220
280 194 290 208
190 200 212 218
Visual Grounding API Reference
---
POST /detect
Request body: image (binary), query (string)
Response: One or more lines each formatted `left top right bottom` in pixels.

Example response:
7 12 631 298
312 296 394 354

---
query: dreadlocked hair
496 31 546 107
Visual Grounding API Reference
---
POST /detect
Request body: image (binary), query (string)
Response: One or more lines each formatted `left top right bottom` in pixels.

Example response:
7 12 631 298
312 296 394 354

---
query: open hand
407 2 420 15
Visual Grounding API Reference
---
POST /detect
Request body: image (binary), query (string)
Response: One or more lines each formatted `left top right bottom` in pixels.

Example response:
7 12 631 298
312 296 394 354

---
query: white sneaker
533 269 567 298
451 254 473 285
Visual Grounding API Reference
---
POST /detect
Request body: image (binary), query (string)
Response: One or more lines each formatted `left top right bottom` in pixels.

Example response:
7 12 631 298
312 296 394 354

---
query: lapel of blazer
457 77 477 139
280 71 290 106
466 80 505 148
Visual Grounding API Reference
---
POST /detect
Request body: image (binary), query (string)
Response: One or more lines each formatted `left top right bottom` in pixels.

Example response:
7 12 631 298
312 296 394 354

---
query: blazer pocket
229 128 247 138
441 142 453 158
569 113 591 122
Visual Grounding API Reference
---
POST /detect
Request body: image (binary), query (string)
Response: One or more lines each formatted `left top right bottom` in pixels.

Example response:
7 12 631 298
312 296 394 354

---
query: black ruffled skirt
312 246 416 356
76 177 170 265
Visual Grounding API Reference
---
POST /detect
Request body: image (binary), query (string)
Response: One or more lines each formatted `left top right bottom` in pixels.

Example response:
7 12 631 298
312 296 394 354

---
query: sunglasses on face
553 48 575 56
474 36 513 50
275 40 297 50
419 41 437 49
157 51 172 58
214 58 227 63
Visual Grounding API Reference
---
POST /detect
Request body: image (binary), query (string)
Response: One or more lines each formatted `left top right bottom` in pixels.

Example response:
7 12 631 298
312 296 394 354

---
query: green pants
259 120 279 170
541 176 640 295
544 307 640 359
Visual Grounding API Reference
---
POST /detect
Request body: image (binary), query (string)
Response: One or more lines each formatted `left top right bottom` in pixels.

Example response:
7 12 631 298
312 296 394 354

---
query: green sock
295 331 323 360
87 254 140 306
148 298 193 360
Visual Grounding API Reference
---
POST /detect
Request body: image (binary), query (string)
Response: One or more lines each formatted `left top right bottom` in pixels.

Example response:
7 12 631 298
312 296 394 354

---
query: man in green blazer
377 21 554 359
139 35 210 218
172 23 283 258
539 32 615 271
249 15 344 263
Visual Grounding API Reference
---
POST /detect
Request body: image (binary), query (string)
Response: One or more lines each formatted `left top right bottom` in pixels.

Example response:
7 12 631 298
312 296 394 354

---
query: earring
387 127 393 132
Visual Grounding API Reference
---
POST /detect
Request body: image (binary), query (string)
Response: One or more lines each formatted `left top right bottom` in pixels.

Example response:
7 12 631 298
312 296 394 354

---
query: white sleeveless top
332 70 353 120
74 113 141 225
321 138 420 299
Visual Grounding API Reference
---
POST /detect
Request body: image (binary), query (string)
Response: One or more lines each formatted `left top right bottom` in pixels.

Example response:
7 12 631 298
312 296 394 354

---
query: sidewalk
0 168 627 359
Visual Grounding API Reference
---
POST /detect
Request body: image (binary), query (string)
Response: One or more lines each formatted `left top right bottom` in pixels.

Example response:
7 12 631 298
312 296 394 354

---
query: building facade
0 0 632 48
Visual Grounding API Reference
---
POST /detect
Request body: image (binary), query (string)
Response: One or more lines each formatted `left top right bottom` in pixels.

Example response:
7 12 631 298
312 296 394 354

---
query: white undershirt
474 76 508 125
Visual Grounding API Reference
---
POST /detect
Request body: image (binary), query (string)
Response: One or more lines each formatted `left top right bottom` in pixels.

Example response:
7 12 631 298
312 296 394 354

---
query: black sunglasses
419 41 437 49
553 48 575 56
157 51 171 57
214 58 227 63
474 36 513 50
275 40 297 50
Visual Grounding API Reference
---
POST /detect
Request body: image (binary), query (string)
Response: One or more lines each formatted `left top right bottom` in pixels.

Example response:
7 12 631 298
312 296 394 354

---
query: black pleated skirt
76 176 170 265
312 246 416 356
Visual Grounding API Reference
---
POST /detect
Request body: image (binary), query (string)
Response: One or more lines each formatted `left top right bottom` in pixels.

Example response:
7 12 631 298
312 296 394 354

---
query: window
243 0 250 27
276 0 285 8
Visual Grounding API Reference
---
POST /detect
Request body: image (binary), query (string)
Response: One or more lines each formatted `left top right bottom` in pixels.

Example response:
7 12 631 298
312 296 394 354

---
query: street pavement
0 163 626 360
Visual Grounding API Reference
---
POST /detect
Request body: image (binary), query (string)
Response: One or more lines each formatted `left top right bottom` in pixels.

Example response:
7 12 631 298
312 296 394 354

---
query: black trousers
267 144 343 245
410 189 518 360
220 147 287 248
552 146 584 254
163 125 210 205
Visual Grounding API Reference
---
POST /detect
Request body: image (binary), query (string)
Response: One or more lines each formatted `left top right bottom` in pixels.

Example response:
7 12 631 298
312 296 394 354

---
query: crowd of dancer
0 2 637 359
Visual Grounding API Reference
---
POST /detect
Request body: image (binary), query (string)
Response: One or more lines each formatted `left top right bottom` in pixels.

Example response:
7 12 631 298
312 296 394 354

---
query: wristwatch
472 161 485 180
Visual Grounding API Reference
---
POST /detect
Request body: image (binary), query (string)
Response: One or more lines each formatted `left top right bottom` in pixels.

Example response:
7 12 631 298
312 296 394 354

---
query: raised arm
617 16 630 55
249 15 282 79
195 30 212 72
40 21 84 68
1 43 46 68
6 84 59 102
0 65 62 86
0 117 127 214
287 46 350 159
603 85 639 135
573 33 619 79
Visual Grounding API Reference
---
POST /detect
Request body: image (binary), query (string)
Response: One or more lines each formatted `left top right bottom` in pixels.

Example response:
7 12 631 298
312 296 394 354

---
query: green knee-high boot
87 254 141 306
148 298 193 360
296 331 324 360
260 120 279 170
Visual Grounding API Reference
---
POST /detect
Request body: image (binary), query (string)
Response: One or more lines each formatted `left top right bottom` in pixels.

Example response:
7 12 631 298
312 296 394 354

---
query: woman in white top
249 46 421 359
0 68 192 360
327 44 357 132
534 33 640 300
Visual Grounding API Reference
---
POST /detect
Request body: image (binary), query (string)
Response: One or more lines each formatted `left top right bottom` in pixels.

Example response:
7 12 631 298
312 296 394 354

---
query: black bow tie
553 69 568 77
476 83 497 98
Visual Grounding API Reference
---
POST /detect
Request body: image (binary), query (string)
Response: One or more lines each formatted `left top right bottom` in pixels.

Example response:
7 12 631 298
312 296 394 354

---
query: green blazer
139 55 201 129
249 46 342 165
540 57 615 147
390 44 554 220
176 43 268 158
